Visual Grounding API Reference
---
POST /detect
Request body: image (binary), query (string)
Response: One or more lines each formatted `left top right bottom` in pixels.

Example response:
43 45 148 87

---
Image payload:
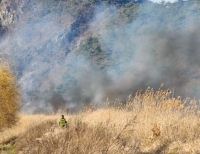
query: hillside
0 0 200 113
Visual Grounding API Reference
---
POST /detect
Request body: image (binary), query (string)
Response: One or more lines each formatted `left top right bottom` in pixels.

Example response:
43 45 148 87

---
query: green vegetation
115 2 139 25
77 37 111 69
0 144 16 154
21 0 139 22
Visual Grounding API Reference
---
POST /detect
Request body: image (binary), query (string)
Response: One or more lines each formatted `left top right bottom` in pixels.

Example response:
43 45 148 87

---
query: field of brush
1 87 200 154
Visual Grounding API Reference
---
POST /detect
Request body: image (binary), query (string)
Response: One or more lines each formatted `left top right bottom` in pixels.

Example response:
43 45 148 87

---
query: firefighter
59 115 67 127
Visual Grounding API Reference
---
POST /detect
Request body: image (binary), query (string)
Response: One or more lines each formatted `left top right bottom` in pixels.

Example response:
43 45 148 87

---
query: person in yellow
59 115 67 127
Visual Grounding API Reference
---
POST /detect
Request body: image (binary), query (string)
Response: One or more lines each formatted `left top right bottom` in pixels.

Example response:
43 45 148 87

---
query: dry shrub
16 117 139 154
16 120 57 152
151 123 161 138
0 65 20 131
2 86 200 153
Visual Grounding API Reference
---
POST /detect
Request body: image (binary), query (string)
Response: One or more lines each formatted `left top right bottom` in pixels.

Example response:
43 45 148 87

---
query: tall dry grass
0 64 20 131
1 85 200 153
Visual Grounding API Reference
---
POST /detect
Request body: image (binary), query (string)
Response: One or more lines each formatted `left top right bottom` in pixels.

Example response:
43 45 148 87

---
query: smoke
0 0 200 113
49 94 67 112
56 0 200 111
89 0 200 100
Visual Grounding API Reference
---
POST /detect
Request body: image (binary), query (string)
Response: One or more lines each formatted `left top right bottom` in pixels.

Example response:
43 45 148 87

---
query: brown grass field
1 85 200 154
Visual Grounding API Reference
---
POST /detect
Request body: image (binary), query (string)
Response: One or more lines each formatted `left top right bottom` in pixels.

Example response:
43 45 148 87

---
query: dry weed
0 64 20 131
16 117 139 154
1 87 200 153
151 123 161 138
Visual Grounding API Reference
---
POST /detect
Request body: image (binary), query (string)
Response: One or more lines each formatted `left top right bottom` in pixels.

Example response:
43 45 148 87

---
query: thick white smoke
90 1 200 102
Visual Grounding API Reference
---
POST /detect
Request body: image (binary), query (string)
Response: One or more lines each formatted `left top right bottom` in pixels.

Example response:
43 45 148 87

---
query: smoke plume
0 0 199 113
88 1 199 100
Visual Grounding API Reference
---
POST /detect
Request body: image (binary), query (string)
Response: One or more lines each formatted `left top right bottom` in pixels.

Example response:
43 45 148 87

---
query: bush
0 65 20 131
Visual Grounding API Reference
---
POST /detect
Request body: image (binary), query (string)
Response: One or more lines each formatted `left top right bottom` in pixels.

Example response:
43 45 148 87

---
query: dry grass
0 64 20 131
1 86 200 153
0 114 61 144
15 118 134 154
